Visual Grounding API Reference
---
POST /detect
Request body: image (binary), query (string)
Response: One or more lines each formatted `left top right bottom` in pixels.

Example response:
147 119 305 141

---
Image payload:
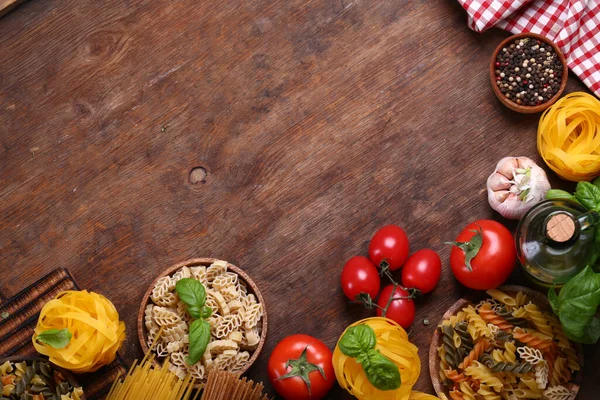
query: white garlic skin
486 156 551 219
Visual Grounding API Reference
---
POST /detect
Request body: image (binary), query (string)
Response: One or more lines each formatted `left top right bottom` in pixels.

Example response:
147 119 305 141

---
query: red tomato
340 256 381 301
268 334 334 400
449 219 516 290
368 225 410 270
376 285 415 328
401 249 441 294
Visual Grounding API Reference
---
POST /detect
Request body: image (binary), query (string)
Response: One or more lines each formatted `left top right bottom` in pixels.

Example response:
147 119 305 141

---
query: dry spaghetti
106 353 198 400
537 92 600 181
333 317 438 400
33 290 126 373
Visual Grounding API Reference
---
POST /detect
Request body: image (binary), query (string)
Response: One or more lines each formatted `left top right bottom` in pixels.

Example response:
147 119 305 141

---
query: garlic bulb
487 157 551 219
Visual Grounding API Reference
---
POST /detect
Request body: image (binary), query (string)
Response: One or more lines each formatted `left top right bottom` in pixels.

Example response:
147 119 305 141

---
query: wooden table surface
1 0 598 398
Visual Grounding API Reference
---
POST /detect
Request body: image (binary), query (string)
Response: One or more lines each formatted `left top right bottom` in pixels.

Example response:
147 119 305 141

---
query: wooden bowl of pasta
137 258 267 385
429 285 582 400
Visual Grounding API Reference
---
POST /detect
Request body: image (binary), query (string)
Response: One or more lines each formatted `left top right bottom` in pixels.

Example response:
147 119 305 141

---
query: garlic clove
516 157 536 169
495 193 530 219
493 190 511 203
496 157 520 179
487 172 512 191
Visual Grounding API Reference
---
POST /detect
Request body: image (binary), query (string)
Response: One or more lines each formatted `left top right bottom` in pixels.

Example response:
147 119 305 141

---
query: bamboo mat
0 268 127 399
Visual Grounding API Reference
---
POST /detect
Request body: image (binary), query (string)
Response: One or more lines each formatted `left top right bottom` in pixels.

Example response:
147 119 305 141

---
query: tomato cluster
340 224 442 329
268 221 517 400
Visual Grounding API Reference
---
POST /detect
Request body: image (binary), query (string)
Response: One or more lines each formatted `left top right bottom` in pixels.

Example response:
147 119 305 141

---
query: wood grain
0 0 598 398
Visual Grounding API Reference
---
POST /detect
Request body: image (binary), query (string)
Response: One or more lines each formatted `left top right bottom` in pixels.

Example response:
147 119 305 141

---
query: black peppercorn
494 37 563 107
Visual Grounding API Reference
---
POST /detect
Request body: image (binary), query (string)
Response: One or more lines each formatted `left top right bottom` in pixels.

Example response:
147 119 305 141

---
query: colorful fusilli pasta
437 291 580 400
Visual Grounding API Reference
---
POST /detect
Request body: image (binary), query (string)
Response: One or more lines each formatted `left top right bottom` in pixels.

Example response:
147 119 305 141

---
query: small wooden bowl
429 285 582 399
0 356 86 399
137 258 268 378
490 33 568 113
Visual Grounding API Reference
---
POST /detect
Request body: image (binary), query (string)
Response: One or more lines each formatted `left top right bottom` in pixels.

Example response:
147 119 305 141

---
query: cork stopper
546 213 576 243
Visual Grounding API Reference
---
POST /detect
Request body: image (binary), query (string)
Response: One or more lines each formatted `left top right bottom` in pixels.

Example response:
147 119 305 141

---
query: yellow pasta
333 317 425 400
33 290 126 373
441 311 467 328
477 384 500 400
464 306 492 340
523 303 553 337
486 289 517 307
538 92 600 181
106 353 198 400
458 381 477 400
464 361 503 392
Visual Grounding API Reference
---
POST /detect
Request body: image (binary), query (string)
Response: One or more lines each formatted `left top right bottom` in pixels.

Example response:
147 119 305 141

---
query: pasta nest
538 92 600 181
33 290 126 373
333 317 437 400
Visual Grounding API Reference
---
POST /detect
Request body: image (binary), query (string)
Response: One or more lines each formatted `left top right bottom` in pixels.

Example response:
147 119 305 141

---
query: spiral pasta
522 303 553 337
478 304 513 332
459 339 490 369
436 291 580 400
538 92 600 181
464 361 503 392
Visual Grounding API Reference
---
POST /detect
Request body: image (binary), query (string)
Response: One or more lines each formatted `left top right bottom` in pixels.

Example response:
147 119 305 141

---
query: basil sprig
549 266 600 344
175 278 213 364
338 325 401 390
36 328 72 349
546 179 600 212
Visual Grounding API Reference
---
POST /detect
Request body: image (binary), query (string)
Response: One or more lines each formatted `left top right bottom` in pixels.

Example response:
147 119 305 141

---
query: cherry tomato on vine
449 219 516 290
340 256 381 301
401 249 441 294
368 225 410 270
268 334 334 400
376 285 415 328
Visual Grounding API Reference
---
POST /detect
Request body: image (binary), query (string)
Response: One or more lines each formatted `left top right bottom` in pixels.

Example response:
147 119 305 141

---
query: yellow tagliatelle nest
538 92 600 181
333 317 438 400
33 290 126 373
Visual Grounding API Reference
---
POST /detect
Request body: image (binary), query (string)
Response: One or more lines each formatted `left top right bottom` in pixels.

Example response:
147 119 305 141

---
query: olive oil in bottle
515 199 599 287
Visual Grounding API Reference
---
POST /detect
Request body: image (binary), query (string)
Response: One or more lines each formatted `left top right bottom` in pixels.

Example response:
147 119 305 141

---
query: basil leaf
552 266 600 343
338 325 376 357
187 319 211 364
176 278 206 310
546 189 576 201
361 349 401 391
200 306 213 319
575 182 600 211
36 329 72 349
187 306 202 319
593 176 600 190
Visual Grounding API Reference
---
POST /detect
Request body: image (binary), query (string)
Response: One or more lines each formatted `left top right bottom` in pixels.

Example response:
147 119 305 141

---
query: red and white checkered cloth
458 0 600 97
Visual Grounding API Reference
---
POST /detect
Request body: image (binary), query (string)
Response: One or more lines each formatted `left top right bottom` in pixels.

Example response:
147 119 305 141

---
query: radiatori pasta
145 261 263 383
437 290 580 400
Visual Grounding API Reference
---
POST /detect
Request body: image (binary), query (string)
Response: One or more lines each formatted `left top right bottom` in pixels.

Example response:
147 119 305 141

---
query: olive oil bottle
515 199 599 287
